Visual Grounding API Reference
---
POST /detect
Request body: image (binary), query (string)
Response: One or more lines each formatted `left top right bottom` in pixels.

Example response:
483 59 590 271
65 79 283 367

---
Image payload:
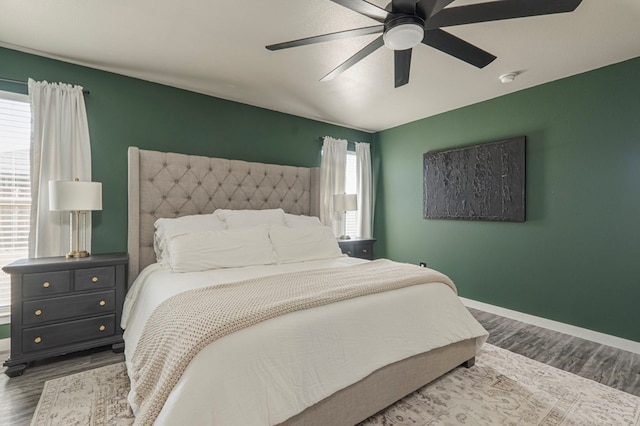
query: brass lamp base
66 250 90 258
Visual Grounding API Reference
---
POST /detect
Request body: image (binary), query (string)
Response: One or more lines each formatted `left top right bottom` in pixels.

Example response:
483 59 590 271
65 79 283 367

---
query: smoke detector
499 73 518 84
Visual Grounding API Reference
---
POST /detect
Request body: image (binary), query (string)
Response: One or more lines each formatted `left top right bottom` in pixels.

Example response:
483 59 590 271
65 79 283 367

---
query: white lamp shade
49 180 102 211
333 193 357 212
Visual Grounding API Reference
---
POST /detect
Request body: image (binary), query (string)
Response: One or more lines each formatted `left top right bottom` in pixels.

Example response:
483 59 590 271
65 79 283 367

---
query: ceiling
1 0 639 133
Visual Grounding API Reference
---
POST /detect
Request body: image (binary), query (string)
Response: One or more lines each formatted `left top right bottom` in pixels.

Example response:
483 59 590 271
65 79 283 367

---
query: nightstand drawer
22 290 115 326
22 314 116 353
354 243 373 260
22 271 72 298
338 238 375 260
74 266 115 291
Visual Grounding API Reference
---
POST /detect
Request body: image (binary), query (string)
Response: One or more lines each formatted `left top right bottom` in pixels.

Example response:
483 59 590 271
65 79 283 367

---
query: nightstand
2 253 128 377
338 238 376 260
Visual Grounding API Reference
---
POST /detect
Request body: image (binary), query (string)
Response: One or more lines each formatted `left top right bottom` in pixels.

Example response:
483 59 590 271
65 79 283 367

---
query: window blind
0 91 31 315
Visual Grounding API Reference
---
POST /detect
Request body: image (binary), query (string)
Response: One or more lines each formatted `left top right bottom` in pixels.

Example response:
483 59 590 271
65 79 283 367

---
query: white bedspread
122 258 488 425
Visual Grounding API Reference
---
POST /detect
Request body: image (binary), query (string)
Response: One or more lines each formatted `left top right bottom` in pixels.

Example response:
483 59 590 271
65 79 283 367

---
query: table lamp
333 193 357 240
49 179 102 258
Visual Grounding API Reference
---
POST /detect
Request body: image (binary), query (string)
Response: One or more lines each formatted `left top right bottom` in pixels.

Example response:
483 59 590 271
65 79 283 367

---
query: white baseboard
461 297 640 355
0 338 9 353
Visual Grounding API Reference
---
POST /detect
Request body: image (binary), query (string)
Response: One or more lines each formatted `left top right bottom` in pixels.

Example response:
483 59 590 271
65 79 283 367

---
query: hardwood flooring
1 309 639 425
469 308 640 397
0 346 124 425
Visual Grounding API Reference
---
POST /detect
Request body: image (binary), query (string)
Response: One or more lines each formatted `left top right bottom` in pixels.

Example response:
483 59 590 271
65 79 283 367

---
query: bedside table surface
3 252 128 274
337 237 376 243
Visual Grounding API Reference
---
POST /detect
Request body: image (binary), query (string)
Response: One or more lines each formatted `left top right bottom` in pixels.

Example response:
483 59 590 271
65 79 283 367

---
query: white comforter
122 257 488 425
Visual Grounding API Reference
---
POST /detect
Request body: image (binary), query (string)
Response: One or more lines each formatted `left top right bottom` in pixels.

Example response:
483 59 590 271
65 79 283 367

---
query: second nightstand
338 238 376 260
2 253 128 377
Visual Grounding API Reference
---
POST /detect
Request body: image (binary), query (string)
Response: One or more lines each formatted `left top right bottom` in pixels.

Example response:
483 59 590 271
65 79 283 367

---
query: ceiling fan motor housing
383 15 425 50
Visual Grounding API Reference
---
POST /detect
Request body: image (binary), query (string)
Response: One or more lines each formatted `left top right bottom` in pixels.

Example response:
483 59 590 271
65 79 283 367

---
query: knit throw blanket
129 259 457 425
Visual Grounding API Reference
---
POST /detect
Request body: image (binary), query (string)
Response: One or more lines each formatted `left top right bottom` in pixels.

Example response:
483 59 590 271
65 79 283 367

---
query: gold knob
43 282 50 288
91 277 99 283
34 337 42 344
99 300 106 306
35 309 42 316
99 325 106 331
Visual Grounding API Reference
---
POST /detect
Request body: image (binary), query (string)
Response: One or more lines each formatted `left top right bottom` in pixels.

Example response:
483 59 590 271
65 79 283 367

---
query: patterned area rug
31 344 640 426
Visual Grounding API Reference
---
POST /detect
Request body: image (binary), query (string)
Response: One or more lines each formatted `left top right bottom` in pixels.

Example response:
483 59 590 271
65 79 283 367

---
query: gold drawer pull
99 300 106 306
99 325 106 331
91 276 99 283
35 309 42 316
34 337 42 344
43 282 50 288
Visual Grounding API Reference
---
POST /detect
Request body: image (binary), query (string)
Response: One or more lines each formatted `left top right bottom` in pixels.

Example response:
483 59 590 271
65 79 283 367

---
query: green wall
1 44 638 343
374 57 640 342
0 46 373 339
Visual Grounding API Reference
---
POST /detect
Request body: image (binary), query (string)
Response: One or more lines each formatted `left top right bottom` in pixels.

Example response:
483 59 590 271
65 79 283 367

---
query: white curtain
355 142 373 238
28 79 92 258
319 136 347 237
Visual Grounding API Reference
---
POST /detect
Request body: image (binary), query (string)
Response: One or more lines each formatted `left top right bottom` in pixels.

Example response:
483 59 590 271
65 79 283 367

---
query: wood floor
1 309 639 425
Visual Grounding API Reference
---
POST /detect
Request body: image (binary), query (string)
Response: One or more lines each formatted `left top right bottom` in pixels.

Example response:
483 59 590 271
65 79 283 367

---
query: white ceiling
1 0 639 133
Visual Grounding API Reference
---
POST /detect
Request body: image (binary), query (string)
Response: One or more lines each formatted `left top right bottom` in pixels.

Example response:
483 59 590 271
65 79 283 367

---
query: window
0 91 31 318
344 151 357 238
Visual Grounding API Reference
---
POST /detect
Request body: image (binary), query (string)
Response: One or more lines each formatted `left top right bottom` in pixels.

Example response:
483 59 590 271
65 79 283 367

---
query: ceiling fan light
383 23 424 50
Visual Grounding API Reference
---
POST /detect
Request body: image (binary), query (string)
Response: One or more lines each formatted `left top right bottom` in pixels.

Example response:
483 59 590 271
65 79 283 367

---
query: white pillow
154 213 226 265
269 225 343 263
167 225 276 272
215 208 286 228
284 213 322 228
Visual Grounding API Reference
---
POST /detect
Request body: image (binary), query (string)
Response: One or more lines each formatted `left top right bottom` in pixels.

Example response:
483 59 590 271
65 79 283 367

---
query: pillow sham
215 208 286 228
154 213 226 265
269 225 343 263
284 213 322 228
167 225 276 272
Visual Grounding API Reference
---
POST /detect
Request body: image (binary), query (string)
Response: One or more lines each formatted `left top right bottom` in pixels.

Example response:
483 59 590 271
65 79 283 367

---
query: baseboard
461 297 640 355
0 338 9 353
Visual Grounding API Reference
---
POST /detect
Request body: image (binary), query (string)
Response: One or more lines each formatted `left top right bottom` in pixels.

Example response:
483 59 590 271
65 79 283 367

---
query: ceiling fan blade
329 0 390 23
422 29 496 68
394 49 412 88
321 36 384 82
426 0 583 29
266 26 383 51
416 0 455 19
391 0 417 14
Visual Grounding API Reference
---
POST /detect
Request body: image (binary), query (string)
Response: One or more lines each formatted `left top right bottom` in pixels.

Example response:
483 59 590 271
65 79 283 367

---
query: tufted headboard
127 147 320 284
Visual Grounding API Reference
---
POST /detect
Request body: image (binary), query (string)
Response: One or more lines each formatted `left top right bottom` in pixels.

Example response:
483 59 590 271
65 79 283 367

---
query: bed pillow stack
154 209 345 272
154 213 226 266
166 225 276 272
269 225 343 263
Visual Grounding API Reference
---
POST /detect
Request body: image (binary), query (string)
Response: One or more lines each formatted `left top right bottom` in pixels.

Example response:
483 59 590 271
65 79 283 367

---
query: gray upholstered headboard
127 147 320 284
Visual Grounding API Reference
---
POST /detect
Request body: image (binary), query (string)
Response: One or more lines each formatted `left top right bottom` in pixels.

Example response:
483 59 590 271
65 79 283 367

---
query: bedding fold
130 259 456 425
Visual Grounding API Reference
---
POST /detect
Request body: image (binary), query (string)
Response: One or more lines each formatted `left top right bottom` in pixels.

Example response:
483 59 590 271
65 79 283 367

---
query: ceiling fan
266 0 583 88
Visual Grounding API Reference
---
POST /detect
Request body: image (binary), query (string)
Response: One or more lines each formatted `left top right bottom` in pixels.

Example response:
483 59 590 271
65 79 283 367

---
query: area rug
31 344 640 426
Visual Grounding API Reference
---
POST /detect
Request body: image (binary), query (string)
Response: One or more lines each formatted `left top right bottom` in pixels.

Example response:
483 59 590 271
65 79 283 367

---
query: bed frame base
279 338 476 426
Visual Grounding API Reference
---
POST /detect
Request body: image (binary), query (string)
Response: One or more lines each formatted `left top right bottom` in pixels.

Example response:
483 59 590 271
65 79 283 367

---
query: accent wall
374 56 640 342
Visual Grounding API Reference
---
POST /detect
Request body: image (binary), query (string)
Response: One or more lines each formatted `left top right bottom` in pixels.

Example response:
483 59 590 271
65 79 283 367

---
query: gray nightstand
338 238 376 260
2 253 128 377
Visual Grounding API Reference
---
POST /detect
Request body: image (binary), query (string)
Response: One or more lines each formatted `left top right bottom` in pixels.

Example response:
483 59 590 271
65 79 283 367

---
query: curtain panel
355 142 372 238
28 79 92 258
319 136 347 237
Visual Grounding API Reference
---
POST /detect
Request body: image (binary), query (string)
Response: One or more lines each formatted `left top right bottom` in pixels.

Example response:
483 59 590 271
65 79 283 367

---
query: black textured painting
423 136 525 222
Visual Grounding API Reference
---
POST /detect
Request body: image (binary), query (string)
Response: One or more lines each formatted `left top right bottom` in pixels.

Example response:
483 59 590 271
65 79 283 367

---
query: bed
124 147 488 425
